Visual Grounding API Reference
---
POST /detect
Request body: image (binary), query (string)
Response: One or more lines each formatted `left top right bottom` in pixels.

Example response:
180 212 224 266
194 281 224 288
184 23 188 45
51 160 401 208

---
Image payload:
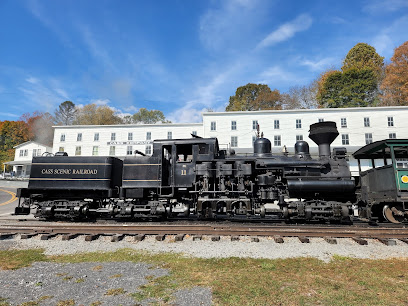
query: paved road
0 187 18 216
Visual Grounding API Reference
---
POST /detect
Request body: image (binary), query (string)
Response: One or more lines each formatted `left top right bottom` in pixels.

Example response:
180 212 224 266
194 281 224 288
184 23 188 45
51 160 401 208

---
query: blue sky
0 0 407 123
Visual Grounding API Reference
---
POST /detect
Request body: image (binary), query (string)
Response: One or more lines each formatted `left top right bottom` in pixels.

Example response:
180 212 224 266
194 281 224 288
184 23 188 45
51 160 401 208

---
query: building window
167 131 172 139
365 133 373 144
296 119 302 129
341 118 347 128
274 120 279 129
192 131 197 136
92 146 99 156
318 118 324 123
211 121 216 131
145 145 152 155
252 120 258 130
59 147 64 152
389 133 396 139
274 135 281 146
33 149 41 157
77 133 82 141
19 150 24 157
231 136 238 147
24 149 28 156
388 116 394 127
127 146 133 155
94 133 99 141
111 133 116 141
342 134 349 145
296 135 303 142
146 132 151 140
128 132 133 141
231 121 237 130
109 146 115 156
75 146 81 156
364 117 370 127
60 134 65 142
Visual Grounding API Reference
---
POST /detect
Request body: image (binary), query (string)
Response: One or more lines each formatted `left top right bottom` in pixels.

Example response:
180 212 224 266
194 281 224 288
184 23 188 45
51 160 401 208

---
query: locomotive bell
254 137 272 156
309 122 339 157
294 141 311 159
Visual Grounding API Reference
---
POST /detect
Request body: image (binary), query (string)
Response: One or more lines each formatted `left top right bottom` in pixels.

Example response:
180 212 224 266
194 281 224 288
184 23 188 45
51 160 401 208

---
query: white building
5 106 408 177
52 123 203 158
4 141 52 177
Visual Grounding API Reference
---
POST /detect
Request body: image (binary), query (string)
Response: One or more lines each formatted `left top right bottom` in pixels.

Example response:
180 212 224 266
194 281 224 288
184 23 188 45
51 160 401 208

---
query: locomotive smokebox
254 137 272 156
309 122 339 157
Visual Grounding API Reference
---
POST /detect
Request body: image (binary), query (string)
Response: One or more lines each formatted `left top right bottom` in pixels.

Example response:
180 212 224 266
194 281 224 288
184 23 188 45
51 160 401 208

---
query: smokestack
309 122 339 157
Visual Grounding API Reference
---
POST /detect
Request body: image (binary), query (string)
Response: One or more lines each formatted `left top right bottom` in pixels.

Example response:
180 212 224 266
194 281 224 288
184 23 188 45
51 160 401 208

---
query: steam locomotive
14 121 408 223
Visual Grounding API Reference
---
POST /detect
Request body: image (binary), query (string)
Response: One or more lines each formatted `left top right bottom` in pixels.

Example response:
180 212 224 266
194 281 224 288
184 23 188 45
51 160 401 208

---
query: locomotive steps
1 222 408 246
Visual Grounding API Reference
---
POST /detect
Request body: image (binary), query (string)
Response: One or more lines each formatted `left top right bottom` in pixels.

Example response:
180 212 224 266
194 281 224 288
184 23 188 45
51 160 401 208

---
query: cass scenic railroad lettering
41 169 98 175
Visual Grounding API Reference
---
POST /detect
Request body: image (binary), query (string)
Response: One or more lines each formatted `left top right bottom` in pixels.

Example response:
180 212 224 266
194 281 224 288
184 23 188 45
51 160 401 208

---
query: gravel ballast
4 234 408 262
0 261 212 306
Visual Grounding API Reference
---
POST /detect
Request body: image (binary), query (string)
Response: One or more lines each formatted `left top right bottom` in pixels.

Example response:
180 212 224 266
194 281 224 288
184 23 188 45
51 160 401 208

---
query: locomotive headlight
402 175 408 184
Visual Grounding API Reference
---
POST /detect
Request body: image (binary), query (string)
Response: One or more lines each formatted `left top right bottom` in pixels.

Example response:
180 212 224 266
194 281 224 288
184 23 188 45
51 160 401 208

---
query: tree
73 104 123 125
132 108 170 124
0 120 30 171
54 101 77 125
282 83 318 109
342 43 384 79
380 41 408 106
226 83 282 111
318 68 379 108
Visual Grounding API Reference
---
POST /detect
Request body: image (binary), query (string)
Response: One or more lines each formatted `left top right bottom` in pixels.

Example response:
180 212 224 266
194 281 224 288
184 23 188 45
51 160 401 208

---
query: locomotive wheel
383 204 405 224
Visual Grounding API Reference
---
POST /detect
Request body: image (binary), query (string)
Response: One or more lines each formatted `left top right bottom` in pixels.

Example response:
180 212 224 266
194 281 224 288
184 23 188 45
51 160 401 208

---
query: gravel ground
4 234 408 262
0 261 212 306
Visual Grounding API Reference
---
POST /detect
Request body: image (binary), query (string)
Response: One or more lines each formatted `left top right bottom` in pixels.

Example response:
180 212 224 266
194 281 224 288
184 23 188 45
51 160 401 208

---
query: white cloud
363 0 408 14
199 0 265 52
371 15 408 58
256 14 313 49
299 57 337 71
90 99 110 106
26 77 39 84
256 66 297 84
0 112 20 118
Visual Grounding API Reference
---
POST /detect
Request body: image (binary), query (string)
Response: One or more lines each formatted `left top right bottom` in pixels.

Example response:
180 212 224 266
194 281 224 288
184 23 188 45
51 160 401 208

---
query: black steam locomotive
15 121 362 223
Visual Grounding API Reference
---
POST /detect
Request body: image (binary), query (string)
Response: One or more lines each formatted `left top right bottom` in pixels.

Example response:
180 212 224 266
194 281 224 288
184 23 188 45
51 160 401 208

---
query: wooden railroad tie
274 235 284 243
352 237 368 245
175 234 185 242
298 236 310 243
156 234 166 241
111 234 124 242
40 233 58 240
134 234 145 241
378 238 397 246
20 233 37 239
231 236 240 241
62 234 79 241
324 237 337 244
85 234 99 241
192 235 202 241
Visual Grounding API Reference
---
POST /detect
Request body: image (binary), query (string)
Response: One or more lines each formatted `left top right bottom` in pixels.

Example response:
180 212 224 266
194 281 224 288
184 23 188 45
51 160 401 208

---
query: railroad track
1 223 408 245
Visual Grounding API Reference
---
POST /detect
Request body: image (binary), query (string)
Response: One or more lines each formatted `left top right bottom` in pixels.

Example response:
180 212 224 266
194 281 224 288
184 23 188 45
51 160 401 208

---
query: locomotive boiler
15 121 356 223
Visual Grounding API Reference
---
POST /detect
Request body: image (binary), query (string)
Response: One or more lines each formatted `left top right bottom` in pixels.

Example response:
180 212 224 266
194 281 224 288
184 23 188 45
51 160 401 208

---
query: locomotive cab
353 139 408 223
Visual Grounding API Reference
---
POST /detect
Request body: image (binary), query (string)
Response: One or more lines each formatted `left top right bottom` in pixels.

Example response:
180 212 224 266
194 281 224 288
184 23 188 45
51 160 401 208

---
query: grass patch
2 249 408 305
0 249 46 270
56 300 75 306
104 288 126 296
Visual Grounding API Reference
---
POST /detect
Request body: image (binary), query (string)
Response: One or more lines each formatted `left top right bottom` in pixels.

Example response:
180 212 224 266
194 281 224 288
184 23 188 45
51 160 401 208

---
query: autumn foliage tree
316 43 383 108
226 83 282 111
0 120 30 171
380 41 408 106
132 108 170 124
73 104 123 125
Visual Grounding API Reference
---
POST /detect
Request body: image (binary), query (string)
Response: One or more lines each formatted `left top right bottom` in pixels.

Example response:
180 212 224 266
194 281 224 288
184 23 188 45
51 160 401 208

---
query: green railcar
353 139 408 223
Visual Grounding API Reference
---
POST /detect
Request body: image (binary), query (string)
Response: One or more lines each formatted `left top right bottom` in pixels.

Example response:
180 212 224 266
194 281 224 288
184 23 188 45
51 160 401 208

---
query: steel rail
1 223 408 239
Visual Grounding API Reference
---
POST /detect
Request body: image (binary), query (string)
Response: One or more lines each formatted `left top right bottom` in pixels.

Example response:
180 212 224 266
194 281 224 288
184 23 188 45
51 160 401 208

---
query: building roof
13 141 50 149
202 106 408 116
53 122 203 129
353 139 408 159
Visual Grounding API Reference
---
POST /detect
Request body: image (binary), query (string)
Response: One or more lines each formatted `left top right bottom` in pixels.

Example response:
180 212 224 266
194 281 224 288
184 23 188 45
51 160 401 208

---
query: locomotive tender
15 121 359 222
